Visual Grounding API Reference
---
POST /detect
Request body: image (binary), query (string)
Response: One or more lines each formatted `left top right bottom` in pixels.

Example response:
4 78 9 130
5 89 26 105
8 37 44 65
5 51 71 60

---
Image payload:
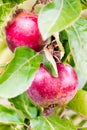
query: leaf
30 115 76 130
34 4 44 14
0 105 23 124
54 32 64 59
38 0 81 40
83 82 87 91
66 18 87 79
60 30 86 89
60 31 70 61
0 0 25 44
76 69 87 89
19 0 37 11
0 0 24 24
0 123 25 130
2 0 24 4
0 3 13 24
80 0 87 9
0 124 15 130
44 48 58 77
9 92 38 119
0 47 42 98
68 90 87 118
0 48 13 65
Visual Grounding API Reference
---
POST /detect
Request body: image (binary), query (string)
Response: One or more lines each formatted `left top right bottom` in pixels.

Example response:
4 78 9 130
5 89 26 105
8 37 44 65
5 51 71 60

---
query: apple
27 62 78 107
5 10 44 52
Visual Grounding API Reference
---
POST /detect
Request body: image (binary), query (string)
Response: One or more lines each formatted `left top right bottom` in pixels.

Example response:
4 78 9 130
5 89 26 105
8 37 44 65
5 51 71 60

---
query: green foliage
68 90 87 118
43 48 58 77
0 124 15 130
0 0 25 53
0 3 13 24
0 0 24 24
38 0 81 40
80 0 87 9
83 82 87 90
0 104 23 124
60 29 87 89
19 0 37 11
0 47 43 98
60 31 73 64
9 92 39 119
30 115 76 130
2 0 23 3
0 0 87 129
66 18 87 79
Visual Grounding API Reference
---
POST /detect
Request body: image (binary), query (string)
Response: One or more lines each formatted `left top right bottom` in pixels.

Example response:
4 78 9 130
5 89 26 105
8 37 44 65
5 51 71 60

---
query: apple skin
27 63 78 107
5 10 44 52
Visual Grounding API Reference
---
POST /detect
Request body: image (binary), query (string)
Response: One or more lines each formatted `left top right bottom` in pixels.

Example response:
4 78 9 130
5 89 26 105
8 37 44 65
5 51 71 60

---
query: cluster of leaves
0 0 87 130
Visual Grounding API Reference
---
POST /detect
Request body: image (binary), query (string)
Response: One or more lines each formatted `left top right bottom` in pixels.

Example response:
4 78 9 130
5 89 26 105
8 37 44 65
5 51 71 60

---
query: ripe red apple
5 10 44 52
27 62 78 107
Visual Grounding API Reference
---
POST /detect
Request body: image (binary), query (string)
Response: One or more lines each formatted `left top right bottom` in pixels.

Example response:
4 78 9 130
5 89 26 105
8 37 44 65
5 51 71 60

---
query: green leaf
83 82 87 91
30 115 76 130
0 47 13 65
0 47 42 98
0 3 12 24
0 0 25 44
60 31 71 63
60 30 86 89
80 0 87 9
34 4 44 14
76 69 87 89
2 0 24 4
68 90 87 118
66 18 87 79
39 0 81 40
0 0 24 24
0 124 15 130
9 92 38 119
19 0 37 11
0 123 25 130
43 48 58 77
0 105 23 124
12 0 24 3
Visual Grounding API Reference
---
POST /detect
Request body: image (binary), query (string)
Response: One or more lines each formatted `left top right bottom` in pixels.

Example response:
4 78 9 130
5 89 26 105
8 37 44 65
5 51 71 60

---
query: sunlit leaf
0 47 42 98
39 0 81 40
30 115 76 130
44 48 58 77
0 105 23 124
66 18 87 79
9 92 38 119
68 90 87 118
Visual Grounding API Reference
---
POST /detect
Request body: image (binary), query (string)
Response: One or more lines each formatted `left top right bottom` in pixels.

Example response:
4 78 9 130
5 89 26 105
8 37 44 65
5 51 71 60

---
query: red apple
5 10 44 52
27 63 78 107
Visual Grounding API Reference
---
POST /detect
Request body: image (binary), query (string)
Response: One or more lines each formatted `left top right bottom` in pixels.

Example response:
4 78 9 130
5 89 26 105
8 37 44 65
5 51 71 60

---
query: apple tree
0 0 87 130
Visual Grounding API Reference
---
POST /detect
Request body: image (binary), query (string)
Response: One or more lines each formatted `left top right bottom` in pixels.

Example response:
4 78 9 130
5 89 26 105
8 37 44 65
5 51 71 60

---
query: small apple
5 10 44 52
27 63 78 107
